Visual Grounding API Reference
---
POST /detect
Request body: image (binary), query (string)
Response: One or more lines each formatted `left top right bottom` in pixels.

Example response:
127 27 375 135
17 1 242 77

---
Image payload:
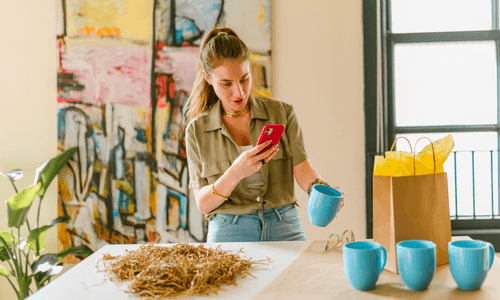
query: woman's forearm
293 159 321 194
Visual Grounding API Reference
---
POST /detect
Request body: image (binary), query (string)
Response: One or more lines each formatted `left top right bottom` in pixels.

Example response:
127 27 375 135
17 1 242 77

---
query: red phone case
256 124 285 154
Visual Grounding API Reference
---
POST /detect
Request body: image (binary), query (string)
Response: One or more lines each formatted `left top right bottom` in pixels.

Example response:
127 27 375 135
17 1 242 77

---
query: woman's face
204 59 252 113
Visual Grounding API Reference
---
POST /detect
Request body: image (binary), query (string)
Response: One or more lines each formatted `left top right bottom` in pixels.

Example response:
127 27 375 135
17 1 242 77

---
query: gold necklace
221 104 250 117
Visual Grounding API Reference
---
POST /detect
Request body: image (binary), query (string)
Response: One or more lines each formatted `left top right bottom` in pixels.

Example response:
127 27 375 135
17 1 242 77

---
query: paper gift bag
373 173 452 273
373 135 453 273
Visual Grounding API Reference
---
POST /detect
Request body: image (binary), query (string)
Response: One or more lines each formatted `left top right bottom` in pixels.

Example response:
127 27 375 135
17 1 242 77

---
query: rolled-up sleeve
285 105 308 167
185 122 208 189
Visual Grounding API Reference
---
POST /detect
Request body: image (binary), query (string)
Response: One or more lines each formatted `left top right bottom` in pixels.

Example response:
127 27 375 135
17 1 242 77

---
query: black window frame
363 0 500 248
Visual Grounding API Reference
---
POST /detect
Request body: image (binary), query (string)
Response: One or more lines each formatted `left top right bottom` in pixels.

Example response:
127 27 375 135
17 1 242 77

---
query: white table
27 240 312 300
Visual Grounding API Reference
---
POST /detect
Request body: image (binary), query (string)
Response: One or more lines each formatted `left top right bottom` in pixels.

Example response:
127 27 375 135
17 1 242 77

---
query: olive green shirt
185 95 308 219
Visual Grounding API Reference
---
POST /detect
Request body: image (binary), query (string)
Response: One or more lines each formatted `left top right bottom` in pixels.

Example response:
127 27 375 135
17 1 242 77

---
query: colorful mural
56 0 271 261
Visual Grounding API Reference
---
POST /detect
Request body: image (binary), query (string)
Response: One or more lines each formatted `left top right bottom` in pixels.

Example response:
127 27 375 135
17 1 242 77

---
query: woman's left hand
333 185 345 214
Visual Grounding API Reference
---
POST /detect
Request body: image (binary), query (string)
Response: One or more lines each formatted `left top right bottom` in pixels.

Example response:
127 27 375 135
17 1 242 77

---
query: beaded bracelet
307 178 330 196
211 183 230 201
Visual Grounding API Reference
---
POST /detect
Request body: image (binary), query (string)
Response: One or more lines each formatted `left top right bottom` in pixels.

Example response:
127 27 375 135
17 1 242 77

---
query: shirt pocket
268 146 294 184
201 160 231 184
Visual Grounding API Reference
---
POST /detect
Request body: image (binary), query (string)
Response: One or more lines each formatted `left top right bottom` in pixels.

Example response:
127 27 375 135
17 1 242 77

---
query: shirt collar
204 100 224 132
250 95 269 120
203 95 269 132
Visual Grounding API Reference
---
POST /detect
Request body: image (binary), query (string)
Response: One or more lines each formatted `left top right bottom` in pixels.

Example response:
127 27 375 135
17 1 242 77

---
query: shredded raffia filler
97 243 270 299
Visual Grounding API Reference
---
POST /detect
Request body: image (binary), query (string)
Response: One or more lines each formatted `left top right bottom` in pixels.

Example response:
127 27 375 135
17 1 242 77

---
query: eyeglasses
325 230 355 251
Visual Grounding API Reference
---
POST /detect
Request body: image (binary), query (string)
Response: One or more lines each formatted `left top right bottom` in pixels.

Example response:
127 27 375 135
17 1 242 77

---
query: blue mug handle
488 242 495 270
378 246 387 275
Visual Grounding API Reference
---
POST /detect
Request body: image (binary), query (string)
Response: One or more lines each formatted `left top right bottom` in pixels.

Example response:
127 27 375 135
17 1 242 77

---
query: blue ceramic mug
396 240 436 290
307 185 343 227
448 240 495 290
343 241 387 291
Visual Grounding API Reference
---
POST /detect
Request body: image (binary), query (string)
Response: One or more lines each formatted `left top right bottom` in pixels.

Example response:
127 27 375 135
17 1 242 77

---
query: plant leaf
35 147 77 197
6 184 40 228
0 169 24 181
0 232 17 261
48 215 71 226
0 264 7 277
46 264 63 277
57 245 94 261
32 254 63 276
0 248 9 261
26 225 52 252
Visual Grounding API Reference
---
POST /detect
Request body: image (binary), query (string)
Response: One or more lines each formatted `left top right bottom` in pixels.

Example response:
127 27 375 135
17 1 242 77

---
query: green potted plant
0 147 94 299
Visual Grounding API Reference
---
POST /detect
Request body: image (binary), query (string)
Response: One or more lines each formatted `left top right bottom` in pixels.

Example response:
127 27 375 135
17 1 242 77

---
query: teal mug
397 240 436 290
448 240 495 290
343 241 387 290
307 185 343 227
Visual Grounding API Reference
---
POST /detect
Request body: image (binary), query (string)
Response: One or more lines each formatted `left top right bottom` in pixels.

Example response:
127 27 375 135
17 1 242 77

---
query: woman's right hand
229 140 279 179
193 140 278 215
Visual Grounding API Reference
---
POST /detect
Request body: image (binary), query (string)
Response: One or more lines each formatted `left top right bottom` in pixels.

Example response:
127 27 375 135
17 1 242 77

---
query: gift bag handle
413 137 437 174
389 136 437 175
390 136 412 153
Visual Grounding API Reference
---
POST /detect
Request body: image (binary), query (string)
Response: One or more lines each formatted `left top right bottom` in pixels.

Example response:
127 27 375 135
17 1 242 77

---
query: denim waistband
210 202 298 223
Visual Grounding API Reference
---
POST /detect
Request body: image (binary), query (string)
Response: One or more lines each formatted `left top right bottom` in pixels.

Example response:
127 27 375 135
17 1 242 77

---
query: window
364 0 500 248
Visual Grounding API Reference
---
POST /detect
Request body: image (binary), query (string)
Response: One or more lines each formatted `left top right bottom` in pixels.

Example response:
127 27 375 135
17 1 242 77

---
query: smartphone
256 124 285 155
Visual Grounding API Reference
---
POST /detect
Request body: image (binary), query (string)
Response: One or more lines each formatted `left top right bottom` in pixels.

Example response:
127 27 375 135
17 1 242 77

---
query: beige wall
272 0 365 242
0 1 364 299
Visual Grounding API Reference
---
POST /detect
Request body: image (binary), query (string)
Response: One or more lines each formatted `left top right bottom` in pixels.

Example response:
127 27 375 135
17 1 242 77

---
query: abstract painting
56 0 271 261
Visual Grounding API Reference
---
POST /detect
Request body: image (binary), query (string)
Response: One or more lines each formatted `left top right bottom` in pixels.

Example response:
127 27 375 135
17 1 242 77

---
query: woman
184 27 344 243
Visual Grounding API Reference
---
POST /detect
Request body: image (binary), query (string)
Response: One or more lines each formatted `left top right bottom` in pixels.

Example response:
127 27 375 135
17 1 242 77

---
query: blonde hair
184 27 261 121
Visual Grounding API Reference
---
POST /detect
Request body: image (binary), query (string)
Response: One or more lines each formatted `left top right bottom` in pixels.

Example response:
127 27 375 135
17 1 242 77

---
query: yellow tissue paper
373 134 455 177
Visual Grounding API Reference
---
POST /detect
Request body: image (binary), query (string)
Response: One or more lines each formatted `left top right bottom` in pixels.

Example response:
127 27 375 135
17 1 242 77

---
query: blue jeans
206 203 308 242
